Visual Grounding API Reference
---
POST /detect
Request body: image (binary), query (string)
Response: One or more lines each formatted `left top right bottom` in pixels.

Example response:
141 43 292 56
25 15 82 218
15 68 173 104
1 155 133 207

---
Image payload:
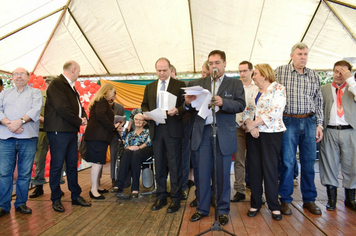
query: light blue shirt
0 85 42 139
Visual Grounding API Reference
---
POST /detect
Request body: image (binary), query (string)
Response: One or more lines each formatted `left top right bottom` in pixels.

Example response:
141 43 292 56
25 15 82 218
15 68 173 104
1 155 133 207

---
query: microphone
212 69 218 79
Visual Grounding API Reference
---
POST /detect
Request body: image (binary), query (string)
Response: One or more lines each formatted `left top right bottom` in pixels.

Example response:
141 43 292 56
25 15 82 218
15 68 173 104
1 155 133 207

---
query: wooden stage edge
1 162 356 236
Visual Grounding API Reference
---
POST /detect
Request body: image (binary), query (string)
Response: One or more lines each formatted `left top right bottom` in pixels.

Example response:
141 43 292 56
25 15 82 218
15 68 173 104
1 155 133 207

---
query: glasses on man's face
238 70 250 74
12 72 27 77
135 119 145 122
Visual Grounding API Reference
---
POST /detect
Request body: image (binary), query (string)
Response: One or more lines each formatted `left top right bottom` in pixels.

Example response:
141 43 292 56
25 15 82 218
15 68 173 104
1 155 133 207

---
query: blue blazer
190 76 245 155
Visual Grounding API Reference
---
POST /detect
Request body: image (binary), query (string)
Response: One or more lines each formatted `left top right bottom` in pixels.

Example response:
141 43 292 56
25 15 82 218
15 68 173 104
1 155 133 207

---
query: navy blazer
190 76 245 155
44 74 87 132
141 78 186 139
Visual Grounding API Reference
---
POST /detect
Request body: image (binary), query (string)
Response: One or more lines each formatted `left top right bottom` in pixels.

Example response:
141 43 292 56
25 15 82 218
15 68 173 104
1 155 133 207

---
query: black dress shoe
247 208 260 217
272 213 282 221
218 214 229 226
0 208 9 217
15 205 32 214
53 201 65 212
98 189 109 194
72 196 91 207
181 190 188 200
167 202 181 213
115 192 130 199
29 186 44 198
230 192 246 202
190 211 205 222
190 198 197 207
89 191 105 200
151 199 167 211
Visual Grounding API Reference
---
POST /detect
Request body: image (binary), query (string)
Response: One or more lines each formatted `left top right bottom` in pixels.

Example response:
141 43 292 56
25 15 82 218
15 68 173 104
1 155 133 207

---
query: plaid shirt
275 64 323 125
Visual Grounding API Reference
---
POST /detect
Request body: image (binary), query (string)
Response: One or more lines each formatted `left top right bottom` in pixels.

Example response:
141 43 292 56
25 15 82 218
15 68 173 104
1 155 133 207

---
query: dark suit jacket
44 74 87 132
190 76 245 155
321 83 356 128
141 78 186 139
85 97 115 143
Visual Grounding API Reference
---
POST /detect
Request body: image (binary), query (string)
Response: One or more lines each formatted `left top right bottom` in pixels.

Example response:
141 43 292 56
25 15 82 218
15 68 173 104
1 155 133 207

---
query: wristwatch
20 118 25 124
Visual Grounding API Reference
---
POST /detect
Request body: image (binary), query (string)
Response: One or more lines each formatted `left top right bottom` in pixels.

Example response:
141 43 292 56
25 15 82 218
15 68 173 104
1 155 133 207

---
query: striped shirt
275 64 323 125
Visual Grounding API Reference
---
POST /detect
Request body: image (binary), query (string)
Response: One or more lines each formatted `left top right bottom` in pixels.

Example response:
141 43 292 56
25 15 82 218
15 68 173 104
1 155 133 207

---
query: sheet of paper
188 89 219 119
181 86 204 95
143 108 166 124
158 91 177 111
114 115 126 124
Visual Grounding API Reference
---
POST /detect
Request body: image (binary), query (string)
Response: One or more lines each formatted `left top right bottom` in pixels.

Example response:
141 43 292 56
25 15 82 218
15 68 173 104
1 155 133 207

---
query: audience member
141 57 186 213
275 42 324 215
44 60 91 212
0 67 42 216
85 83 121 200
114 113 154 199
201 60 210 78
170 64 177 79
319 60 356 211
29 77 55 198
243 64 286 221
185 50 245 226
231 61 258 203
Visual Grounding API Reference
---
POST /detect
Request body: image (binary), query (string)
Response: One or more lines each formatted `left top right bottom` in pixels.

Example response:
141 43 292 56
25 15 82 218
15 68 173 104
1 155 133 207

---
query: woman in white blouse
243 64 286 221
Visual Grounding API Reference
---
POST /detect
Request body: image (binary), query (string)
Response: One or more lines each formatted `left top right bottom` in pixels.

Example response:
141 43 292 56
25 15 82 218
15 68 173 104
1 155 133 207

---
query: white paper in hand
143 109 166 124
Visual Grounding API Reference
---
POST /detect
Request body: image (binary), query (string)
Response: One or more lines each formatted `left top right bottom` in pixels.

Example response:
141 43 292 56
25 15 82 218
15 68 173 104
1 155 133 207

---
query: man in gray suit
185 50 245 226
319 60 356 211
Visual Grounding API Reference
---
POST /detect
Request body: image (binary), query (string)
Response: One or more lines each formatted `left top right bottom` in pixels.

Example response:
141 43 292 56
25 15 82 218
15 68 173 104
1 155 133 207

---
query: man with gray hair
0 67 42 217
275 42 324 215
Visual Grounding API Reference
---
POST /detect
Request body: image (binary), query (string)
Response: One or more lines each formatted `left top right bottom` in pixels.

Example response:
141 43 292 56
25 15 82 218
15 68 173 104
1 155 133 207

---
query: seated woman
242 64 286 221
113 113 153 199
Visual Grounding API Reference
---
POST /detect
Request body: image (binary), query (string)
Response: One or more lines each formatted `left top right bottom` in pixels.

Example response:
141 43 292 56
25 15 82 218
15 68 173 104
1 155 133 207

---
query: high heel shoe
89 190 105 200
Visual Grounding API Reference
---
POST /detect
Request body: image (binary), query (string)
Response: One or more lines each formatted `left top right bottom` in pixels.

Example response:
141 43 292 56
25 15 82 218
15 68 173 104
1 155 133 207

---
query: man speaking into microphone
185 50 245 225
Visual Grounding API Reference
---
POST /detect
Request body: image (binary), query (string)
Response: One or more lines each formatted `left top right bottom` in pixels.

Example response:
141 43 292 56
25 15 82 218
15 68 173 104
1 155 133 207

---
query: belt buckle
336 125 342 130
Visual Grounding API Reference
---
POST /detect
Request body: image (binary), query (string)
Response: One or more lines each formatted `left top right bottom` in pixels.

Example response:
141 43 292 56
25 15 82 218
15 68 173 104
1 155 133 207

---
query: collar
290 64 307 75
62 74 75 88
211 74 224 83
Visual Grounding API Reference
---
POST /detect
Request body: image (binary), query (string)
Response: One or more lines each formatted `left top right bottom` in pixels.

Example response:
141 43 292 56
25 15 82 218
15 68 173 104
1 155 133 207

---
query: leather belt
283 113 314 118
327 125 352 130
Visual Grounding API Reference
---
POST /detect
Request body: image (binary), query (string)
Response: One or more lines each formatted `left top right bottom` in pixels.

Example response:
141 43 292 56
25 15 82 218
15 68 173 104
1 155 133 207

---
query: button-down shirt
275 64 324 125
0 85 42 139
205 75 224 125
63 74 82 118
236 80 258 127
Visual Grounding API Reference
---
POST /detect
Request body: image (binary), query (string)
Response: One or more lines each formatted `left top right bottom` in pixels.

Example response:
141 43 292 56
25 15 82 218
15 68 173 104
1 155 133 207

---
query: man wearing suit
44 60 91 212
319 60 356 211
141 57 186 213
185 50 245 226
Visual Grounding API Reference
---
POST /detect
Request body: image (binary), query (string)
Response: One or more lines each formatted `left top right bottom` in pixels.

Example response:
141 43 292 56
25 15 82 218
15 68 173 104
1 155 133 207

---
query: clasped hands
127 145 140 151
2 118 24 134
244 119 259 138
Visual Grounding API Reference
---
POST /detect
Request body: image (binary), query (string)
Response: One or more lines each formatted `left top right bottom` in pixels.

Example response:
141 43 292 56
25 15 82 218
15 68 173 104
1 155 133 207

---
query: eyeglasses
238 70 250 73
134 119 145 122
12 72 27 77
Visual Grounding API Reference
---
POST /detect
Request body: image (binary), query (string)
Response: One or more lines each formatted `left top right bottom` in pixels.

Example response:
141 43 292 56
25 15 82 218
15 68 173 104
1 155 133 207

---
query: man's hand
214 95 223 107
167 107 178 116
14 127 24 134
339 67 352 80
1 118 11 128
316 126 323 143
39 115 44 123
185 95 197 105
7 119 22 133
143 113 152 120
81 118 87 126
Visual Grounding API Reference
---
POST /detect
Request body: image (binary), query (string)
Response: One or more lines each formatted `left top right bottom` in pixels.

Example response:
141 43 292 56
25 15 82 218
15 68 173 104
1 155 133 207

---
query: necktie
157 81 166 108
332 82 347 117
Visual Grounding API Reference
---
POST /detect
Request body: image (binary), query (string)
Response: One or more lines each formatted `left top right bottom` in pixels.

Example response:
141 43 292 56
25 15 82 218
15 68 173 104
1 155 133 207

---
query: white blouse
243 82 287 133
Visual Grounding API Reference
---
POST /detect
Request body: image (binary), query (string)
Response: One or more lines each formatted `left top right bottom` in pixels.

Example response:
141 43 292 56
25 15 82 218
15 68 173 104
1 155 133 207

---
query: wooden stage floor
1 163 356 236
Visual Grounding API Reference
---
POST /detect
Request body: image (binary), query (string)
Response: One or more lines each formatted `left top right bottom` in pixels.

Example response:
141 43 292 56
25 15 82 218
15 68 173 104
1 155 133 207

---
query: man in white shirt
231 61 257 202
319 60 356 211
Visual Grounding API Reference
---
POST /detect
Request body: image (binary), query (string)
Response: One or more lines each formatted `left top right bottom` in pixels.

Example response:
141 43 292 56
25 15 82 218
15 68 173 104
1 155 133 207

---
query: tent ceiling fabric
1 0 355 77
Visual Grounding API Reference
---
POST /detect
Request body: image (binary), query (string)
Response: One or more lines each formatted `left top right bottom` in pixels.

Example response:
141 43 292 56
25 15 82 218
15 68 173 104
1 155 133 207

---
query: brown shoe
303 202 322 215
281 202 292 215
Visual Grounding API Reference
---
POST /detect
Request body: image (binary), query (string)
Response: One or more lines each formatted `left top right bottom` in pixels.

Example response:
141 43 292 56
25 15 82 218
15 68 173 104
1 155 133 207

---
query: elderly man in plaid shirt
275 42 324 216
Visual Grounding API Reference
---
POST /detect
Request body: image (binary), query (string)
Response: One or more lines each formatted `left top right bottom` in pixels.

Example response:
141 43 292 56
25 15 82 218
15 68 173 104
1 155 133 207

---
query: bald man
44 61 90 212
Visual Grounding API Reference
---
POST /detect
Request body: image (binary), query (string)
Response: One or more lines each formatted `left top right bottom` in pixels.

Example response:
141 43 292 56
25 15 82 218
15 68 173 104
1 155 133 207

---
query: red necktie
332 82 347 117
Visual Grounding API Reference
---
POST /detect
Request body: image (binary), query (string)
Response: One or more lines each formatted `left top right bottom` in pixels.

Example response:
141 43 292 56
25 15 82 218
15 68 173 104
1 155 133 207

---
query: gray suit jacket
321 83 356 128
189 76 245 155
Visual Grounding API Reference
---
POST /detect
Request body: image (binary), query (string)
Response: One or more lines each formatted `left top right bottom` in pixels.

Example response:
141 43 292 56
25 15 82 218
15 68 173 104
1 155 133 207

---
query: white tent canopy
1 0 356 77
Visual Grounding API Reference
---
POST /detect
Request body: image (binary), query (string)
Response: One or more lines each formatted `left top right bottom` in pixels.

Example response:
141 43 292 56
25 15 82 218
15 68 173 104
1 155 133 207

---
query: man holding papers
185 50 245 226
141 57 186 213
